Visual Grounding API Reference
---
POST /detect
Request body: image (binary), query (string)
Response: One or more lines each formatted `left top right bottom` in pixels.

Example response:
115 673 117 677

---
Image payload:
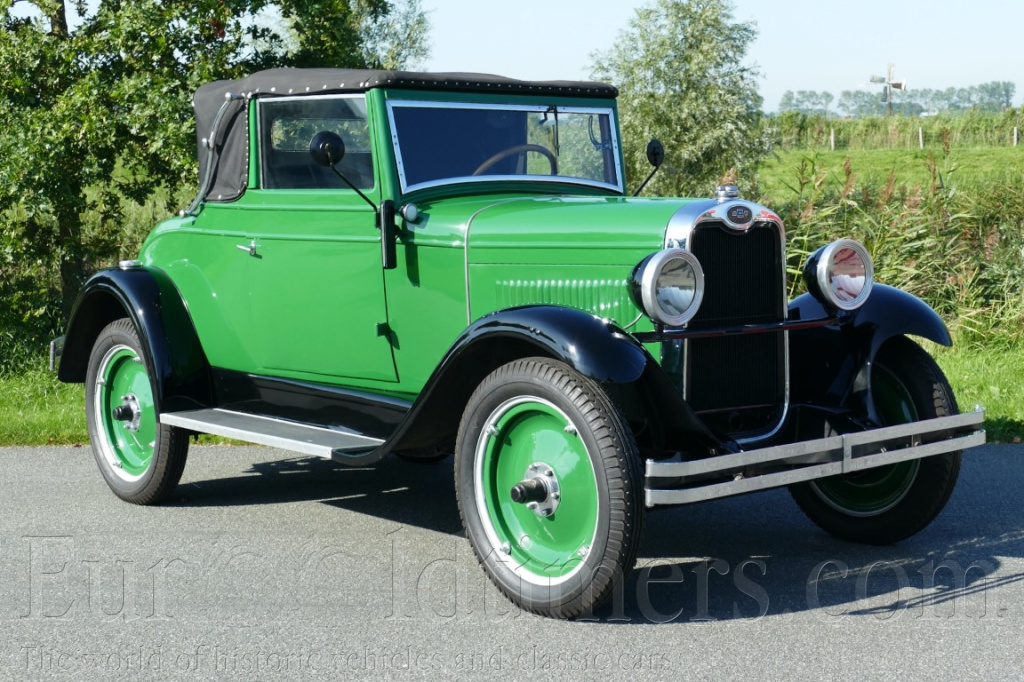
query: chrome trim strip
662 199 790 443
396 175 621 195
645 409 986 506
385 100 623 195
738 331 790 446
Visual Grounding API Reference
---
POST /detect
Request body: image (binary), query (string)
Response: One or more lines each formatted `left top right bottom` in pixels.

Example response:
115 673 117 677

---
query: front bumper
645 408 985 506
49 336 65 372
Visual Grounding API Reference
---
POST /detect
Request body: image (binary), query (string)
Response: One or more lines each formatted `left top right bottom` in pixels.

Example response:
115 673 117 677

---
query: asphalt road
1 443 1021 681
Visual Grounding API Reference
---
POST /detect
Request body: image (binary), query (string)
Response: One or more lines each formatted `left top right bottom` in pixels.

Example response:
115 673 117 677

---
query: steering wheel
471 144 558 176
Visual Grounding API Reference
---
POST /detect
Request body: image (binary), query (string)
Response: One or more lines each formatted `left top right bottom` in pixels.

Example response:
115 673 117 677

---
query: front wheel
455 358 643 619
789 336 962 544
85 318 189 505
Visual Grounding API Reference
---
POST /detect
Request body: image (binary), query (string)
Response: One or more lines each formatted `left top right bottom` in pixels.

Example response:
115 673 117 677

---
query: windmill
869 64 907 116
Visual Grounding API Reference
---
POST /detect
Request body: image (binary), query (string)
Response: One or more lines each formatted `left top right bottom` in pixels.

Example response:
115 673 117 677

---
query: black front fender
789 284 951 424
384 306 724 456
58 266 212 413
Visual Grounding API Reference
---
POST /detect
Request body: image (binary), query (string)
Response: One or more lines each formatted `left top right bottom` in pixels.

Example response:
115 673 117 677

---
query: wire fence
770 110 1024 150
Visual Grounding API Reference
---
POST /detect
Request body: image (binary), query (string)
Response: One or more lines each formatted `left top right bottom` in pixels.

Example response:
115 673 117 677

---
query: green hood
412 194 704 325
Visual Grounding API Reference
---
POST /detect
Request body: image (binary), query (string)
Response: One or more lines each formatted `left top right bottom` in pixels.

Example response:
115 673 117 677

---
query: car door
243 94 397 383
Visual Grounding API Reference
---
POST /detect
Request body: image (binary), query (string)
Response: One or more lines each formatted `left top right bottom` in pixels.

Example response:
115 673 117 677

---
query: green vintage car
54 68 985 618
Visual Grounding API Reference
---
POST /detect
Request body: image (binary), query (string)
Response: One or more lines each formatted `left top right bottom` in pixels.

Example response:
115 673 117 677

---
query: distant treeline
769 108 1024 150
779 81 1017 118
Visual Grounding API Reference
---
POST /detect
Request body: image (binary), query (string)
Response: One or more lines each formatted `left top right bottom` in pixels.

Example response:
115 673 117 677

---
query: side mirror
646 139 665 168
309 131 346 167
309 130 395 271
633 139 665 196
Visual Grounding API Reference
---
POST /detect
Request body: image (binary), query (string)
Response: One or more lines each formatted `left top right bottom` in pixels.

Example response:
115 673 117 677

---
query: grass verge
0 370 87 445
933 344 1024 443
1 344 1020 446
0 370 235 446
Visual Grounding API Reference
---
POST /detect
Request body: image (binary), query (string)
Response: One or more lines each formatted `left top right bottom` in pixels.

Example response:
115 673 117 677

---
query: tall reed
758 153 1024 348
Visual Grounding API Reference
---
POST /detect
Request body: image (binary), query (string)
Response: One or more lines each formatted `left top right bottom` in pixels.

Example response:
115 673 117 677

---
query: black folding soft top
193 68 618 204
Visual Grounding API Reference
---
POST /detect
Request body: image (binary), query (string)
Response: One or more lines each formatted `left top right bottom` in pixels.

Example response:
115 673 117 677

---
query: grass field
2 343 1020 446
756 146 1023 201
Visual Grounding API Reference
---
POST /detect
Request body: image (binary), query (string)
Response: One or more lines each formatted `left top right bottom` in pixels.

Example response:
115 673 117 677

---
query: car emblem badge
726 204 753 226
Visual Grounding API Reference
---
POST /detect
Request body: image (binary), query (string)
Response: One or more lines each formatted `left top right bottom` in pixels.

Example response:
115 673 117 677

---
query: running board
645 408 986 507
160 409 384 461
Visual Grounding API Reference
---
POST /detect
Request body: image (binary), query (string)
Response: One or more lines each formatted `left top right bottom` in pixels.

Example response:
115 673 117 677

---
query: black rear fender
58 266 212 413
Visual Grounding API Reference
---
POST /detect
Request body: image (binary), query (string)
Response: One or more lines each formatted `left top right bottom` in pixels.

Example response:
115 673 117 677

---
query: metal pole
830 128 835 151
919 127 924 149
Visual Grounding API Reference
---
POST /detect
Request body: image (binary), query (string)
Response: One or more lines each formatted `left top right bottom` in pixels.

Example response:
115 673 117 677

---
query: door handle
236 240 257 256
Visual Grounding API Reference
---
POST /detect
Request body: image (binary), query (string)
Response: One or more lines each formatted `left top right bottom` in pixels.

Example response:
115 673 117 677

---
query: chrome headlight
632 249 705 326
804 239 874 311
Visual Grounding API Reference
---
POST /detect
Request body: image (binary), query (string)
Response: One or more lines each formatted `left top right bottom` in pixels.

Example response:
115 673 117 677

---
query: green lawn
2 343 1020 446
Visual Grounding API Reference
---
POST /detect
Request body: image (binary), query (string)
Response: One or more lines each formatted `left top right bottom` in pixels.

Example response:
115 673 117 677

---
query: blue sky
422 0 1024 111
9 0 1022 112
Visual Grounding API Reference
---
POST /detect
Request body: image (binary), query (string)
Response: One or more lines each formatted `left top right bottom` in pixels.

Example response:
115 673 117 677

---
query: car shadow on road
590 487 1024 624
587 446 1024 623
176 446 1024 623
177 453 464 535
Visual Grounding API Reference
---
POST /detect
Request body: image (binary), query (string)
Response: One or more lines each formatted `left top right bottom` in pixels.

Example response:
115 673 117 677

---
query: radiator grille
685 221 786 433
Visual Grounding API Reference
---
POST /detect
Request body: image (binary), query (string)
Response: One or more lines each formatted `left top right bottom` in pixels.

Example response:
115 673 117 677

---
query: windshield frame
386 99 623 195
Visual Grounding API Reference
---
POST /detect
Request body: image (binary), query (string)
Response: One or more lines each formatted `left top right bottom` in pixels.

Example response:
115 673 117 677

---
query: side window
259 95 374 190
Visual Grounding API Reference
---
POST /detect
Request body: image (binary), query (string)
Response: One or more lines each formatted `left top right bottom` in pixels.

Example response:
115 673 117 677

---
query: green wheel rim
474 397 599 585
94 344 157 481
811 362 920 516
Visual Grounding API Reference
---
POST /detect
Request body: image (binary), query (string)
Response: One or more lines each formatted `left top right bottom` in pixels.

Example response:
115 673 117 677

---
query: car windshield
387 101 622 193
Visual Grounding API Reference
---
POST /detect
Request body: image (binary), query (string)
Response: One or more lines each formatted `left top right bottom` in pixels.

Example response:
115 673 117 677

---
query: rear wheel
789 336 961 544
85 319 189 505
455 358 643 618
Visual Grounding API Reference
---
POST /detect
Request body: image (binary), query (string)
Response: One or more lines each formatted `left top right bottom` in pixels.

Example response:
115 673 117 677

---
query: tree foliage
357 0 430 70
590 0 771 197
778 90 835 117
0 0 428 371
780 82 1018 118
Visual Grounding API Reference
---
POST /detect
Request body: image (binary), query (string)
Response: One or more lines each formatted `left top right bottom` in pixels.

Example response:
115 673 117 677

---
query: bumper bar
49 336 65 372
645 409 986 507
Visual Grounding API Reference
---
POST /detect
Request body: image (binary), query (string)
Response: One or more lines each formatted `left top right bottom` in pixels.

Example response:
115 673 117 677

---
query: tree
357 0 431 70
590 0 770 196
779 90 835 116
837 90 886 118
0 0 428 370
